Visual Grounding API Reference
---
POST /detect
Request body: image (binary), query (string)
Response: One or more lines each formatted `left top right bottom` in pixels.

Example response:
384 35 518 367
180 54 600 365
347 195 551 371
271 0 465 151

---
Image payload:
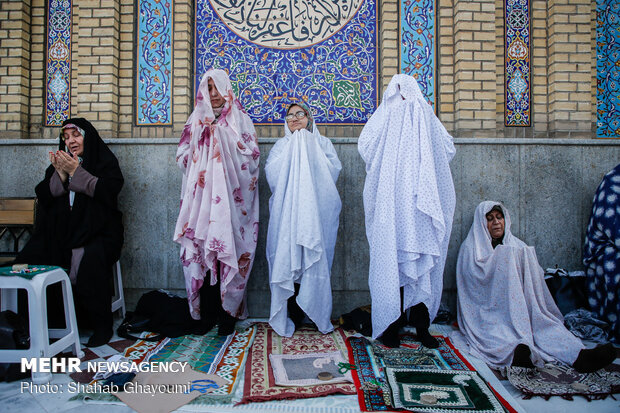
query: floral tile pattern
194 0 378 124
136 0 173 125
504 0 531 126
45 0 72 126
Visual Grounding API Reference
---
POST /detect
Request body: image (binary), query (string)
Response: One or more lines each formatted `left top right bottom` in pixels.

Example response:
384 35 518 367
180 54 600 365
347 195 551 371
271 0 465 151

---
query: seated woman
16 118 124 347
454 201 614 373
265 102 342 337
584 162 620 343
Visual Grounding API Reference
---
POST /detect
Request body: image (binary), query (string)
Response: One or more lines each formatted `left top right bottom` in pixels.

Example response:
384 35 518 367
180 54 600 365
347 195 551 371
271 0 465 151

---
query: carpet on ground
346 334 516 412
239 322 356 404
507 362 620 401
69 333 168 384
385 368 507 412
70 326 255 405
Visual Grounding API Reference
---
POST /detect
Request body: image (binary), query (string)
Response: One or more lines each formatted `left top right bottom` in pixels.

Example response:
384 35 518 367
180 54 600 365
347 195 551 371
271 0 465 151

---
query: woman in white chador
452 201 615 373
358 74 456 348
266 102 342 337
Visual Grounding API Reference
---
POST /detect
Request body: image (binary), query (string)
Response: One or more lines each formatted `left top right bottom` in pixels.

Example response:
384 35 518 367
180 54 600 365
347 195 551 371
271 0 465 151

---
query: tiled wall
0 0 613 139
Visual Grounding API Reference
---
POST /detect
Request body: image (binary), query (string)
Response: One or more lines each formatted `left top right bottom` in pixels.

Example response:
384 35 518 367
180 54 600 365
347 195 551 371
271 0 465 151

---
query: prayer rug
507 362 620 401
385 368 506 412
346 335 474 411
269 351 353 386
69 333 167 384
71 326 255 405
150 325 256 404
239 322 356 404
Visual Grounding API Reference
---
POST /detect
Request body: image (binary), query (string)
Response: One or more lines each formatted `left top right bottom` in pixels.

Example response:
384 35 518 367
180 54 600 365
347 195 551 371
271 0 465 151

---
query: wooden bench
0 198 37 264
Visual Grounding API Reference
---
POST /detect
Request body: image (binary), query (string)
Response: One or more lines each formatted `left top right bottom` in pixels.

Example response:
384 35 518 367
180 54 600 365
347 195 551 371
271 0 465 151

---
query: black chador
17 118 124 347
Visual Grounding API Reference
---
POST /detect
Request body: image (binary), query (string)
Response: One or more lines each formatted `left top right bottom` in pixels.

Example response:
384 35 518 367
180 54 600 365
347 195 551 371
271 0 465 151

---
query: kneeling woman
17 118 124 347
454 201 614 373
266 103 342 337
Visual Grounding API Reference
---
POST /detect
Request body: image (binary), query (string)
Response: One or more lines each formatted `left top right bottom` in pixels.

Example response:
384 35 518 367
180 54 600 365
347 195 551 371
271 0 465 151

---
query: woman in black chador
17 118 124 347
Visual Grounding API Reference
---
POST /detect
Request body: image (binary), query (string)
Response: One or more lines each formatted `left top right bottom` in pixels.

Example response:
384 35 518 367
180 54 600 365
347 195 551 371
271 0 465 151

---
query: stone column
453 0 496 137
380 0 399 92
0 0 31 139
75 0 121 137
172 0 193 137
547 0 593 138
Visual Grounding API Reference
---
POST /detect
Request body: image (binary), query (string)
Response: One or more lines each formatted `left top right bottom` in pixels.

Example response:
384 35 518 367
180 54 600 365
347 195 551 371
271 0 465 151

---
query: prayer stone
420 393 437 404
317 372 333 381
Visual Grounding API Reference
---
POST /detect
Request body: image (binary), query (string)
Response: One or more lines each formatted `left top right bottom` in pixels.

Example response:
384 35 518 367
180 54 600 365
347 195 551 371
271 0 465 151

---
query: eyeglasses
285 111 306 121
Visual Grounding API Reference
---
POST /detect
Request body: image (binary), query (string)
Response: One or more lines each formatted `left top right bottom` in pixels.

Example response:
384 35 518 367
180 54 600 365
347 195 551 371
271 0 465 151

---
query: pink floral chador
174 69 260 320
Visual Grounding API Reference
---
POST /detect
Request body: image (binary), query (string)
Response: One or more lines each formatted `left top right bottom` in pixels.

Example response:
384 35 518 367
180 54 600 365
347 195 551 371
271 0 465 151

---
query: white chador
358 74 456 339
266 112 342 337
452 201 584 369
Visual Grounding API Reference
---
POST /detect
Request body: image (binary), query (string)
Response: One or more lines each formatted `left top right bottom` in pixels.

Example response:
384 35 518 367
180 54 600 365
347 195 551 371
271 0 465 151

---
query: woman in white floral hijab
174 69 260 336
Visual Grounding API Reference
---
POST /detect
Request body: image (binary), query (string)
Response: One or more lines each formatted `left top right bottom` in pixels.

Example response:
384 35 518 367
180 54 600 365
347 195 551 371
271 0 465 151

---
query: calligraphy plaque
195 0 378 124
210 0 364 49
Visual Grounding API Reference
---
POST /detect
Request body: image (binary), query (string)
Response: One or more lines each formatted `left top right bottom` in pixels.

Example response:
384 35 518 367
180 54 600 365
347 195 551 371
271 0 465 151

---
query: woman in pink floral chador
174 69 260 335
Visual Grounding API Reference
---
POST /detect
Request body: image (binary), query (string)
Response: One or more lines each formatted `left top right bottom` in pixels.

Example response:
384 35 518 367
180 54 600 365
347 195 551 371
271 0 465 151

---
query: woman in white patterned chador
358 74 456 348
454 201 615 372
175 69 260 336
266 102 342 337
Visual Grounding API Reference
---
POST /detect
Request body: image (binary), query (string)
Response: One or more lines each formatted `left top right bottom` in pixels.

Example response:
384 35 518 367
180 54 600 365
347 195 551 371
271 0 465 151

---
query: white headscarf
453 201 583 368
358 74 456 339
265 104 342 337
174 68 260 320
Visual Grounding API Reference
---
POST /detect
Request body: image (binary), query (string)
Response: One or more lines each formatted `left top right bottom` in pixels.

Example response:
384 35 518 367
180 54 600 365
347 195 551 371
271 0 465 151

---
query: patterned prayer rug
385 368 506 412
71 326 255 405
507 362 620 401
346 335 474 411
69 333 168 384
239 322 357 404
152 325 256 404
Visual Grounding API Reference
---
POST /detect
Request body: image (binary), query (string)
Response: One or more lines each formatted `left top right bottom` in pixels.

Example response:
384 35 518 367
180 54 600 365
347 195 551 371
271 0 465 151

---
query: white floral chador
452 201 584 369
174 69 260 320
265 109 342 337
358 74 456 339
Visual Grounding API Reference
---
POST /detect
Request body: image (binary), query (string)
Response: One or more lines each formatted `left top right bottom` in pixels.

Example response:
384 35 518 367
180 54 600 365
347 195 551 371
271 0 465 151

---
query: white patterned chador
452 201 584 369
358 74 456 339
266 110 342 337
174 69 260 321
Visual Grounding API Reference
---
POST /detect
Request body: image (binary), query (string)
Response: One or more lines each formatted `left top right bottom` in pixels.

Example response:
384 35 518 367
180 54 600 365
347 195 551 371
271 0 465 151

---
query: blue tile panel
195 0 378 124
45 0 72 126
400 0 436 109
597 0 620 137
136 0 173 125
504 0 531 127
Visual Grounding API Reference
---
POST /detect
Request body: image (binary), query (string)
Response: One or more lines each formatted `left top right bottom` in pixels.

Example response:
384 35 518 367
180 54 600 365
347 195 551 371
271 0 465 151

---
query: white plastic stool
111 260 125 318
0 267 84 383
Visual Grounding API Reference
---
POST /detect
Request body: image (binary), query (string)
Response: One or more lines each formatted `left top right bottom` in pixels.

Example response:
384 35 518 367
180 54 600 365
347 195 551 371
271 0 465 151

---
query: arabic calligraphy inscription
210 0 364 48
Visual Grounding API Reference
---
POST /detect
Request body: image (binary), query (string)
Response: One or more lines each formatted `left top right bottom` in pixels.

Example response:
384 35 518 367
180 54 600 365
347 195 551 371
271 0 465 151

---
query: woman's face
62 127 84 156
208 78 225 108
485 210 505 239
286 105 309 132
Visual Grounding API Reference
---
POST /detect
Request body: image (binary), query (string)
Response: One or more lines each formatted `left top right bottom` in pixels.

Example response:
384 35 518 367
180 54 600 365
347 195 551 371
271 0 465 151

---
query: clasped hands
49 150 79 182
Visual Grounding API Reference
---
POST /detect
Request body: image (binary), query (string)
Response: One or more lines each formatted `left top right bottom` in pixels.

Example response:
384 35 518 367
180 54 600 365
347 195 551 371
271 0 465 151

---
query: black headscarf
21 118 124 266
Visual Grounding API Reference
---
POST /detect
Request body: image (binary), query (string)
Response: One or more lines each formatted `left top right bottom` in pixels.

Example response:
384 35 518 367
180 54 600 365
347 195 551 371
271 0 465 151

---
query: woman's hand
55 150 80 177
49 151 68 182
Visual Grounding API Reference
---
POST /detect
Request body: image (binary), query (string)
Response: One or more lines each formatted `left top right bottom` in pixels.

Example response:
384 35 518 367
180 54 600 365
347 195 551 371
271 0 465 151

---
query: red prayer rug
346 334 517 412
239 322 356 404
